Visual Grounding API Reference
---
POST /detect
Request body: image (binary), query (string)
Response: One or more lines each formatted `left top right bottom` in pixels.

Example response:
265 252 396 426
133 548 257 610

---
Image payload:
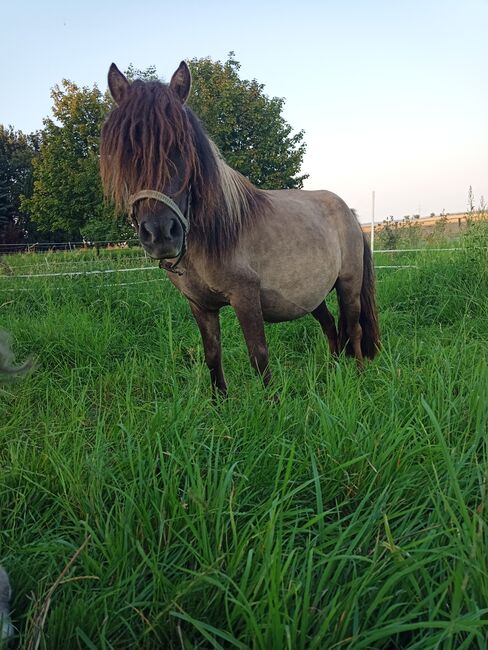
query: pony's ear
169 61 191 103
108 63 130 104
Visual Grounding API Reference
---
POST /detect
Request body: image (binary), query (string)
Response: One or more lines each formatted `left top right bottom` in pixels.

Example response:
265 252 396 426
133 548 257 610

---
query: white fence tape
375 247 464 253
375 265 418 269
0 238 139 249
0 278 163 292
3 256 149 270
1 266 157 279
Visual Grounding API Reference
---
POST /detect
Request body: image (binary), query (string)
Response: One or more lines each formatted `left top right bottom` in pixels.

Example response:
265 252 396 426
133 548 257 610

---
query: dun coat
100 61 380 395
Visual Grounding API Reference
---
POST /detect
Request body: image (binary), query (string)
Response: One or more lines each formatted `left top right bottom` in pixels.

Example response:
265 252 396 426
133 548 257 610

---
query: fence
0 239 139 254
0 244 471 294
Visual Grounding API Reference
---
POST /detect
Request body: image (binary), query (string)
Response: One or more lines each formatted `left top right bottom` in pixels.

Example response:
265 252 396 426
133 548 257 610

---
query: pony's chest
168 270 229 311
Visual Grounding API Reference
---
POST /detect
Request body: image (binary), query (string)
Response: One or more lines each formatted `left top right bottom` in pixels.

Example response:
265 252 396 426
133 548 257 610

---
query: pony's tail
359 235 380 359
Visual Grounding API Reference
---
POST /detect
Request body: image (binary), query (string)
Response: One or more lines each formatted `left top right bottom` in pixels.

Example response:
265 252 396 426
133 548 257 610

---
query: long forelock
101 81 198 210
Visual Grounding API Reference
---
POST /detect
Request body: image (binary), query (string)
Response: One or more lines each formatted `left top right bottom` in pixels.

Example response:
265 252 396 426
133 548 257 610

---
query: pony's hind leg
311 301 339 356
336 279 364 371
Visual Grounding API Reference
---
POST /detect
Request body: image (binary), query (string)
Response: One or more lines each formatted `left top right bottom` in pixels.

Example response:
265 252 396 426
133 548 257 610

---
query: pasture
0 232 487 648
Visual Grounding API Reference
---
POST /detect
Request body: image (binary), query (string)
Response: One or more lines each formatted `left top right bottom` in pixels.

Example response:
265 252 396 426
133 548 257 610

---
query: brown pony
100 61 379 395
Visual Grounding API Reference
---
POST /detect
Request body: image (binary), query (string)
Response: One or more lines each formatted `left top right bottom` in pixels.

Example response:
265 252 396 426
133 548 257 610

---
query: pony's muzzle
138 214 183 259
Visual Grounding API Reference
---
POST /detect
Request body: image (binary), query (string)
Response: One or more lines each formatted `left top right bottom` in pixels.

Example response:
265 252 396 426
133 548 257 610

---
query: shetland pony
101 62 379 394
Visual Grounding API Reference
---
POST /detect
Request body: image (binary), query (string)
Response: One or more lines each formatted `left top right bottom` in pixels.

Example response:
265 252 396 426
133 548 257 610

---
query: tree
21 80 125 241
125 64 159 82
115 56 309 189
188 53 308 189
0 126 39 246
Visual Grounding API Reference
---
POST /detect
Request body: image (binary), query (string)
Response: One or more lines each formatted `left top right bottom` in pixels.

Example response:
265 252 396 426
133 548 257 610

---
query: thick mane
100 79 270 257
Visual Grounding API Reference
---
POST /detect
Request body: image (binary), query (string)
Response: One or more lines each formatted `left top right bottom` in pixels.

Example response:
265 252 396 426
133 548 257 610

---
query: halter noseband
128 188 191 274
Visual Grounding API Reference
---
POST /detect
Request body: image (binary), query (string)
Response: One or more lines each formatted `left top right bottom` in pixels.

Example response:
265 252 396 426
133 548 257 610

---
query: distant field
1 234 487 648
362 211 486 238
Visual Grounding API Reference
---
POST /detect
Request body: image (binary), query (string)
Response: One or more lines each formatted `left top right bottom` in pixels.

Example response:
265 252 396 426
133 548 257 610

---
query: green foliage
80 214 134 243
463 212 488 269
376 214 423 249
0 126 39 245
430 212 449 241
463 188 488 258
125 63 159 82
188 53 308 189
376 216 401 249
1 246 487 648
21 81 116 241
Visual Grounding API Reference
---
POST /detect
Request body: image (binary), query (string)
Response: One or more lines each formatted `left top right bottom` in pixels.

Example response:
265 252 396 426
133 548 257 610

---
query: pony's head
101 62 195 260
101 61 269 261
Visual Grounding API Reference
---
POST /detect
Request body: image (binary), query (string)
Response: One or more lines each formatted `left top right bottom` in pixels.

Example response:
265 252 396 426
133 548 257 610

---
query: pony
100 61 379 395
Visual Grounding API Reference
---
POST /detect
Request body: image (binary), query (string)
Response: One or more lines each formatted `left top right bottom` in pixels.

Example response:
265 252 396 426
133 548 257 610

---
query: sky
1 0 487 223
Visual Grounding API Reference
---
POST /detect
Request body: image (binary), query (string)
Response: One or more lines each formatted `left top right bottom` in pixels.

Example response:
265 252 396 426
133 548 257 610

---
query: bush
376 215 422 249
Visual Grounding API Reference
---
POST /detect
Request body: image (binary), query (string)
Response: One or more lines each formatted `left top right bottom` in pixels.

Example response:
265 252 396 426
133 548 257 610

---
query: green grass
1 239 487 649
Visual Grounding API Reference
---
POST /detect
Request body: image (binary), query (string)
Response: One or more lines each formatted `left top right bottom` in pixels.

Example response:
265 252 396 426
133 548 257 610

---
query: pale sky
2 0 487 222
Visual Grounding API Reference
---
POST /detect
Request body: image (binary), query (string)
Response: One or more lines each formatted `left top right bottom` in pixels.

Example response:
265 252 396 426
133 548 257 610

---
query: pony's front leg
189 302 227 396
230 290 271 386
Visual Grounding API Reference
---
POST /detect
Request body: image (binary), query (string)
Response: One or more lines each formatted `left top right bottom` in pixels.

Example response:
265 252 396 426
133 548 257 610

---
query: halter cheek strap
128 188 191 273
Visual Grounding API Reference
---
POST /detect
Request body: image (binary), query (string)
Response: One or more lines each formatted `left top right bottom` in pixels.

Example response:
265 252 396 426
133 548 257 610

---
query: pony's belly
256 248 339 322
260 285 329 323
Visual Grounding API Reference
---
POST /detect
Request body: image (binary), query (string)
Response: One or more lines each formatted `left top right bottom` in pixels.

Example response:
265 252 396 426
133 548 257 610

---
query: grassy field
1 230 487 649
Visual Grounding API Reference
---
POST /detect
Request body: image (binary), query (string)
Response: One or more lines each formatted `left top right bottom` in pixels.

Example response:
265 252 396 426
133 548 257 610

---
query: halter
128 188 191 274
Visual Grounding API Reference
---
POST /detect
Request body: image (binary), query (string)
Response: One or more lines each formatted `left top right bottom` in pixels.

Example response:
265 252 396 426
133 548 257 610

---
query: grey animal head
0 566 13 641
0 330 32 379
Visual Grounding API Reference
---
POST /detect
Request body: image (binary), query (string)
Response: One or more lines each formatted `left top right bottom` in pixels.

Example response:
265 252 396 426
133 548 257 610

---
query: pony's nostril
139 220 158 243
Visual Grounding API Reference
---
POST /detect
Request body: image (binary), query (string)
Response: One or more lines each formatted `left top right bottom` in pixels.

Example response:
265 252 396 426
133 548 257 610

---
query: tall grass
0 234 487 648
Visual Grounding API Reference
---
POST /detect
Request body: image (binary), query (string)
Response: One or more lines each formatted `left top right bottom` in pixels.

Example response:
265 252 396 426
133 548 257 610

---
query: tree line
0 54 308 247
